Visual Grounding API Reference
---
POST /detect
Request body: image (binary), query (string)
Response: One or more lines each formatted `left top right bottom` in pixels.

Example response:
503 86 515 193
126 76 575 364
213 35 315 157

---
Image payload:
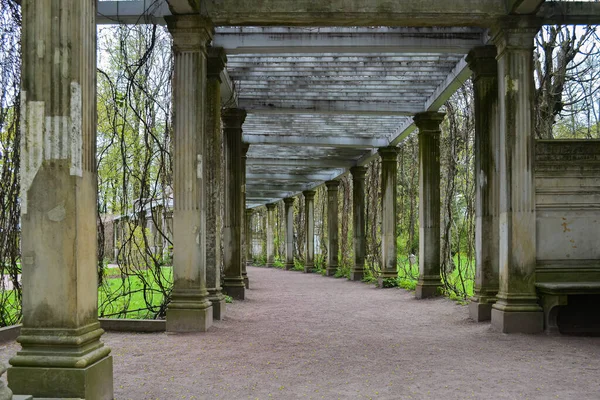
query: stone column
378 147 399 286
303 190 316 273
165 15 213 332
8 1 113 397
350 166 367 281
283 198 295 270
491 18 543 333
414 112 446 299
241 143 250 287
246 209 254 267
205 47 226 320
222 108 247 300
266 203 277 268
467 45 500 321
325 180 340 276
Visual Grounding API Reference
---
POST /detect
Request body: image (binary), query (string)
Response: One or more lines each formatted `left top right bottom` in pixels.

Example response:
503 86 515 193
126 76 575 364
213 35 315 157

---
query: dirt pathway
1 266 599 399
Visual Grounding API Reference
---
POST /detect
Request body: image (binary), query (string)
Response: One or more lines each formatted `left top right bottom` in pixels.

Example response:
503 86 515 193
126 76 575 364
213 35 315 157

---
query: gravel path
1 266 600 399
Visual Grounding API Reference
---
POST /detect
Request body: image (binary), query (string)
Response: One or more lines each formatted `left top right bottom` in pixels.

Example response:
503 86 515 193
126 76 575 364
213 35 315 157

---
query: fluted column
283 198 295 270
379 147 399 286
266 203 277 268
246 209 254 267
222 108 247 300
241 143 250 287
205 46 226 320
303 190 316 273
350 166 367 281
414 111 445 299
325 180 340 277
8 1 113 397
165 16 214 332
491 18 543 333
467 45 500 321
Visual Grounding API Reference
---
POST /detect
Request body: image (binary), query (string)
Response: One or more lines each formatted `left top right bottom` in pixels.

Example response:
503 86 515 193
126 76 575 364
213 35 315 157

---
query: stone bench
535 282 600 333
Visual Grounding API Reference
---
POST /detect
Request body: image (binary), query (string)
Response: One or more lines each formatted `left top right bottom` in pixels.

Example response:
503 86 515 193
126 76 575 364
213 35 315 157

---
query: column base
491 296 543 333
9 356 113 400
377 270 397 288
469 293 497 322
285 262 294 271
415 276 442 299
223 279 246 300
243 276 250 289
304 264 314 273
167 306 213 332
208 293 226 320
167 288 213 332
349 268 365 281
325 267 338 277
8 323 113 399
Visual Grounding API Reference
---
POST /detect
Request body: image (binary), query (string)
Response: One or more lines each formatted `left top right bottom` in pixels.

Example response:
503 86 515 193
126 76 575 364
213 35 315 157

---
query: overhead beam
248 158 352 168
246 171 343 181
239 99 421 116
213 27 486 54
97 1 600 27
243 134 388 148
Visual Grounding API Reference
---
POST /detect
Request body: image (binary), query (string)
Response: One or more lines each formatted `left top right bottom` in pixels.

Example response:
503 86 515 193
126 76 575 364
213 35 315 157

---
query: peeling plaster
70 82 83 177
20 82 84 214
197 154 203 179
47 204 66 222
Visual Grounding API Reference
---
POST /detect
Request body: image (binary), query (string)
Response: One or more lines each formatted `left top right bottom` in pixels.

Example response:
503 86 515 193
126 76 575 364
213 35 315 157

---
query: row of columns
13 5 542 396
245 20 543 335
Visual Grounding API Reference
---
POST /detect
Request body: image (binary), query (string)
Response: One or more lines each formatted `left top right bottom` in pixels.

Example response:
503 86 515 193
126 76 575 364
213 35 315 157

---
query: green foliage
381 277 398 288
224 295 234 304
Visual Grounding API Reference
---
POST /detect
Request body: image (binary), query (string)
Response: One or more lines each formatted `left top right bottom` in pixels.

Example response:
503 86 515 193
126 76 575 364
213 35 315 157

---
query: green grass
98 266 173 319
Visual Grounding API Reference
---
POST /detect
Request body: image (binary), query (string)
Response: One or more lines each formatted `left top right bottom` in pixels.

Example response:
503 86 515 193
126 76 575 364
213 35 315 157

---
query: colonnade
12 2 544 396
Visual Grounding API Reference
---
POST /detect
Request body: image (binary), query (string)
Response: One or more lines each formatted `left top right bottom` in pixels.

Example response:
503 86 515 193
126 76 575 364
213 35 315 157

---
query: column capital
325 180 340 190
208 47 227 80
491 16 541 56
283 197 295 206
165 15 213 52
266 202 278 211
222 108 247 129
378 146 399 162
246 208 254 216
302 190 316 200
466 45 498 81
414 111 446 134
350 166 367 180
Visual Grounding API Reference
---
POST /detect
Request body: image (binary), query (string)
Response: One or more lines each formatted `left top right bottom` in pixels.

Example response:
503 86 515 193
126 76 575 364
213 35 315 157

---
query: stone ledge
0 324 20 344
99 318 166 333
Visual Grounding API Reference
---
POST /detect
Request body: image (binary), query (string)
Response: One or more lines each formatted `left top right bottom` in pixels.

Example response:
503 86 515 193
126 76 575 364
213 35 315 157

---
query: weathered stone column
414 112 446 299
165 15 213 332
8 1 113 397
266 203 277 268
246 209 254 267
205 47 226 320
241 143 250 287
303 190 316 273
222 108 247 300
378 147 399 286
467 45 500 321
283 197 295 270
491 18 543 333
325 180 340 276
350 166 367 281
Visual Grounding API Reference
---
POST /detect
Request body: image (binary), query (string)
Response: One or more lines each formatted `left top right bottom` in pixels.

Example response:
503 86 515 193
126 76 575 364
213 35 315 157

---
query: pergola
7 0 600 398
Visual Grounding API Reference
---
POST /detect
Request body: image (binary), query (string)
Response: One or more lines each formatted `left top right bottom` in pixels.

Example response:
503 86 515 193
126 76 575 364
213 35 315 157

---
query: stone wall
535 140 600 283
